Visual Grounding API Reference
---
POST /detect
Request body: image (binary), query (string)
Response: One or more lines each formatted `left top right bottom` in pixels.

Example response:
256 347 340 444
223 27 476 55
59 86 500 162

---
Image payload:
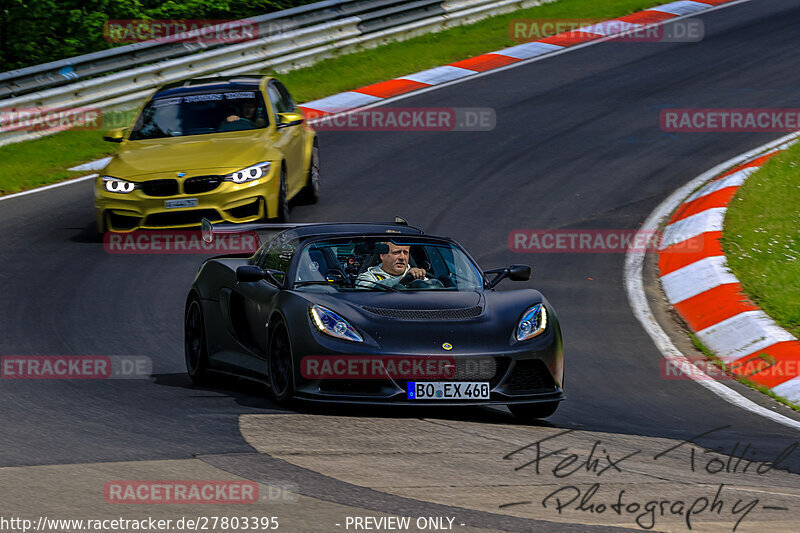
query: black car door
231 236 297 357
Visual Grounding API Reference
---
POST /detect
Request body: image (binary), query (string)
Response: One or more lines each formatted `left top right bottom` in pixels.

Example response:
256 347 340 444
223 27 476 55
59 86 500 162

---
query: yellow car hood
106 130 273 179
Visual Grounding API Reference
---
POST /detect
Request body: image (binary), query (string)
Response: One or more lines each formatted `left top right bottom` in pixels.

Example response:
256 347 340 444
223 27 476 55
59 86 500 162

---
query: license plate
164 198 198 209
407 381 490 400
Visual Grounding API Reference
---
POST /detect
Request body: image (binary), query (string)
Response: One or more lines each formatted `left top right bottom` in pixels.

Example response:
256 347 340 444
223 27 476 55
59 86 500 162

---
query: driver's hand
226 115 241 122
408 267 426 280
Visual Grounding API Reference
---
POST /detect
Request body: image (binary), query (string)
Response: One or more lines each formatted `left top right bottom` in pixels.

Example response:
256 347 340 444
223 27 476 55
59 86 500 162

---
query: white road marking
660 255 737 303
650 1 714 16
697 310 798 363
684 167 755 202
301 91 382 114
494 42 564 60
772 377 800 404
0 174 98 203
660 207 726 248
400 65 476 85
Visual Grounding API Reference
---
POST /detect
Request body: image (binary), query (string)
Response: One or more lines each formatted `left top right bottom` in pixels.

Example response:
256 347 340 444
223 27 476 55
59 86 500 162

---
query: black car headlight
102 176 136 194
309 305 363 343
516 304 547 341
223 162 271 184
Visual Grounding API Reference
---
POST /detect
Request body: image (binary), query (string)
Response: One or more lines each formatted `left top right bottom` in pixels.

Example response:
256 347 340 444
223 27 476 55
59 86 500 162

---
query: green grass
0 0 666 196
722 143 800 339
0 130 117 195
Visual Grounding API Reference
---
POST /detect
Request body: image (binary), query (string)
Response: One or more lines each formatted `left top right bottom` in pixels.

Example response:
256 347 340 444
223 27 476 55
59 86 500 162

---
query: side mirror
103 127 127 142
237 265 285 287
236 265 265 282
484 264 532 289
508 264 531 281
236 265 285 287
276 112 304 129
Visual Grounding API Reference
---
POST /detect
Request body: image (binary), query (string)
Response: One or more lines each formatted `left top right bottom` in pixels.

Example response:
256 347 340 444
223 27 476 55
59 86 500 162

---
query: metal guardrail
0 0 551 147
0 0 375 99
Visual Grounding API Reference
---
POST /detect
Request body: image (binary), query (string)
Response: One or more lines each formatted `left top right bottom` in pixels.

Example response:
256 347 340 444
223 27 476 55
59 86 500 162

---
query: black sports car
185 219 564 418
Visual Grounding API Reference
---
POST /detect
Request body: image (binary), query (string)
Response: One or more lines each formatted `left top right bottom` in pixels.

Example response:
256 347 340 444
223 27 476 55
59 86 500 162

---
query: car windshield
129 90 269 140
293 237 484 292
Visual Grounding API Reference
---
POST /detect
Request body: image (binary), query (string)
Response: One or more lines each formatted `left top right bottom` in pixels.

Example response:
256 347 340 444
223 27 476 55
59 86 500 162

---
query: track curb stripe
657 142 800 402
298 0 740 120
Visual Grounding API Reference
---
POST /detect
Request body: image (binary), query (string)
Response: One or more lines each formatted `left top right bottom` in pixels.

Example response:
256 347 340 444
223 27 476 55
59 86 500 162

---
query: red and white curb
658 144 800 405
298 0 737 118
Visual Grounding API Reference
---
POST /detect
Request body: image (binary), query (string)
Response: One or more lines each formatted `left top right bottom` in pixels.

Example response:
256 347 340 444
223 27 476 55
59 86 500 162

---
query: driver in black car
356 242 426 288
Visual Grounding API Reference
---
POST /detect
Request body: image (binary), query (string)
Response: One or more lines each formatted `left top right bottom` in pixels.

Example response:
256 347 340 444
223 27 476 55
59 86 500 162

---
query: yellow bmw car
96 76 318 233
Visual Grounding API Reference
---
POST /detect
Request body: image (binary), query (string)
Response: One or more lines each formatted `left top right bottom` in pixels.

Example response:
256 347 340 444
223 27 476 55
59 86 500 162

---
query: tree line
0 0 316 71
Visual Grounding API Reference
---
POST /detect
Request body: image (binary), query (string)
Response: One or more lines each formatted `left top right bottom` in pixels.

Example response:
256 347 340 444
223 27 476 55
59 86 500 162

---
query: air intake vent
184 175 222 194
361 306 482 320
506 359 555 393
141 179 179 197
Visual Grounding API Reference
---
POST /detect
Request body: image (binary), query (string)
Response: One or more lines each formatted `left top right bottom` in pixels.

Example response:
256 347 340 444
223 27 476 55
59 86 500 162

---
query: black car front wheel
508 402 559 419
268 322 295 404
185 297 211 384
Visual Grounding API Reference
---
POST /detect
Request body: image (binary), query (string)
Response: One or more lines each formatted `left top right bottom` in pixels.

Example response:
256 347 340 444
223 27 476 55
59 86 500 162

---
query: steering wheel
399 272 445 289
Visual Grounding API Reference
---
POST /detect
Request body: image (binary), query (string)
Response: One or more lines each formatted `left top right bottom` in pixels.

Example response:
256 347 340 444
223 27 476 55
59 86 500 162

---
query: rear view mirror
508 264 531 281
277 112 304 129
354 242 389 254
103 127 127 142
484 264 532 289
236 265 265 282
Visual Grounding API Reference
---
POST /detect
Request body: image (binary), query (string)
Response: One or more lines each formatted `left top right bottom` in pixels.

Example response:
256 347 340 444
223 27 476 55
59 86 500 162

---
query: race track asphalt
1 1 799 529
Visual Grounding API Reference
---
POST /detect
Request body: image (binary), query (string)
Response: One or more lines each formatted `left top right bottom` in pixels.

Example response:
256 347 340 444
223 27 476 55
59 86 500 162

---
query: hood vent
361 305 482 320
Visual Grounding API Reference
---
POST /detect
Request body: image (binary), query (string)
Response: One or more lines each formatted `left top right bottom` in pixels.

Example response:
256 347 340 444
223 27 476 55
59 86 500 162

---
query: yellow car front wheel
273 164 289 223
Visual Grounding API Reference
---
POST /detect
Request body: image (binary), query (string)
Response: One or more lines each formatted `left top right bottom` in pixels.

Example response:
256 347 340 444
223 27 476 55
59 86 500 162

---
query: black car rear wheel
185 297 210 384
508 402 559 419
268 322 295 404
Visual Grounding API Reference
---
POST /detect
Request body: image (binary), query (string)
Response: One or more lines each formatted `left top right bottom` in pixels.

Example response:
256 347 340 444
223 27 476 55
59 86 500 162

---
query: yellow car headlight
102 176 136 194
224 162 272 184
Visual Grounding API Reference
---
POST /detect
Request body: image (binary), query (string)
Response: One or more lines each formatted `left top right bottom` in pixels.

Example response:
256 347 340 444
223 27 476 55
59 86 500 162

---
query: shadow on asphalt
151 371 557 428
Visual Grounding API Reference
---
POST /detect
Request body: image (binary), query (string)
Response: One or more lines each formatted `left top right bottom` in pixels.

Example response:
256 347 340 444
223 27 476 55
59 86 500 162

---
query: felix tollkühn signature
499 426 798 531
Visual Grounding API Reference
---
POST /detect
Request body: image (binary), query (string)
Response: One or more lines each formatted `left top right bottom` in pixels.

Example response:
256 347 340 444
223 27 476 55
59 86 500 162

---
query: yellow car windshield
129 90 269 140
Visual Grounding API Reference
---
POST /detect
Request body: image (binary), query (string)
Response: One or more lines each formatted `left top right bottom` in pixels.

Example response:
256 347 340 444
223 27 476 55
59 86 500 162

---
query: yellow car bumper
95 169 278 232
